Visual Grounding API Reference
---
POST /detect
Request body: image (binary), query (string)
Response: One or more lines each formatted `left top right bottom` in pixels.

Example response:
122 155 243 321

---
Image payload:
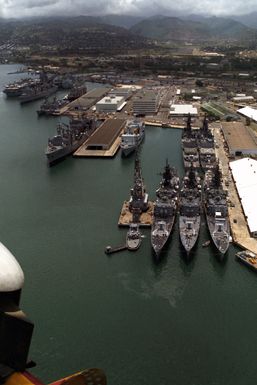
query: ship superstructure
19 72 58 104
179 166 202 254
129 153 149 219
151 161 180 258
3 78 33 97
37 96 68 116
203 165 230 255
198 116 216 171
182 114 200 169
120 120 145 156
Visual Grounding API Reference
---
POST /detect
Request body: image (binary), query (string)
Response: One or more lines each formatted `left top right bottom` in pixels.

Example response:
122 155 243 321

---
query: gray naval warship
151 161 180 258
46 117 96 166
179 166 202 255
203 164 230 255
19 72 58 104
198 116 217 171
120 121 145 157
182 114 200 169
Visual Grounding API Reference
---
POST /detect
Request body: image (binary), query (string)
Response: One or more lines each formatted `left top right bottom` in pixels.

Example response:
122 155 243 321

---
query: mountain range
1 13 257 50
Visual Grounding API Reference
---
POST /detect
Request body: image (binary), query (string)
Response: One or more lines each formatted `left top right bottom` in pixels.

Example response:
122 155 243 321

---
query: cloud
1 0 257 18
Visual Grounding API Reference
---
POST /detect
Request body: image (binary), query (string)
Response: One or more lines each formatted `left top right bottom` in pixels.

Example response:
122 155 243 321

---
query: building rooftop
133 89 157 102
97 96 124 105
170 104 198 115
86 118 125 149
222 122 257 151
230 158 257 234
237 106 257 122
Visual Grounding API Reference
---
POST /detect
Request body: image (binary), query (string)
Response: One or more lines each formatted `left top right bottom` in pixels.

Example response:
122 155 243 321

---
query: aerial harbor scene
1 1 257 385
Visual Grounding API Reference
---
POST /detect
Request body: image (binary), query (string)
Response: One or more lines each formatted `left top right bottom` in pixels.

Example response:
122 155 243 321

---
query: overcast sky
0 0 256 18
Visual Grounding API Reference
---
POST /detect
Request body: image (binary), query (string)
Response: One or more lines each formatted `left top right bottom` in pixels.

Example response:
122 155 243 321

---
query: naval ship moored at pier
179 166 202 255
46 117 96 165
198 116 217 171
182 114 200 170
120 120 145 157
203 165 230 255
151 161 180 258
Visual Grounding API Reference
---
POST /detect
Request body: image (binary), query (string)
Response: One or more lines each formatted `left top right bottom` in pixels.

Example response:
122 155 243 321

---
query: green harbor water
1 64 257 385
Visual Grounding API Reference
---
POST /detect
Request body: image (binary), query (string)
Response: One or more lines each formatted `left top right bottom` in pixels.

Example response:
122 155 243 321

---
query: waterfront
1 64 257 385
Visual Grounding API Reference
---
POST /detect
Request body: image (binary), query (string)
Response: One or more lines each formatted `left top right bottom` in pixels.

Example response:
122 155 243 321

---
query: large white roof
170 104 198 115
0 242 24 292
237 106 257 122
230 158 257 233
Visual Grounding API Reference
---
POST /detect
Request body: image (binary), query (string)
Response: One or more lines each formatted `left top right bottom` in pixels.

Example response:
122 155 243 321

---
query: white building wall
230 158 257 236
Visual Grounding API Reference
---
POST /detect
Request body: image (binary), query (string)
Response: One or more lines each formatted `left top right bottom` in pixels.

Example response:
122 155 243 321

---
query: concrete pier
74 118 125 157
118 201 154 227
212 123 257 254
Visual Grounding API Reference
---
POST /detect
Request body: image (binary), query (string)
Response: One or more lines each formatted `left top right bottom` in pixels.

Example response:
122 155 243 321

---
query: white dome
0 242 24 292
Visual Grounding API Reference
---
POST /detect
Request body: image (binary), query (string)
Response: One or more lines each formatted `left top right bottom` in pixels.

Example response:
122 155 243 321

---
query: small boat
236 249 257 272
202 240 211 247
126 223 142 251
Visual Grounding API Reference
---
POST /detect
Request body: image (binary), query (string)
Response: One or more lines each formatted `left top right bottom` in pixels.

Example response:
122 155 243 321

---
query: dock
105 245 127 254
212 123 257 254
118 201 154 227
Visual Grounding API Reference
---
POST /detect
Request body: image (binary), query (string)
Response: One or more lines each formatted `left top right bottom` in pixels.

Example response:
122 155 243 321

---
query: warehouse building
169 104 198 117
96 96 125 113
237 106 257 123
230 158 257 237
222 121 257 157
85 119 126 151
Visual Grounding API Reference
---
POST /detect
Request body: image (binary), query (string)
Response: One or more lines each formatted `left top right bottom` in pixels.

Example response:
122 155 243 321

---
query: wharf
212 123 257 254
74 134 121 157
144 120 199 129
105 245 127 254
118 201 154 227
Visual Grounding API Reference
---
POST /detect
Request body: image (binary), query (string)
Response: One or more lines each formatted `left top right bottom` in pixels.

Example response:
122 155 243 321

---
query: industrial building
230 158 257 237
96 96 125 113
67 87 111 111
133 89 159 116
109 87 132 100
237 106 257 123
232 96 254 103
85 119 126 151
169 104 198 117
222 122 257 156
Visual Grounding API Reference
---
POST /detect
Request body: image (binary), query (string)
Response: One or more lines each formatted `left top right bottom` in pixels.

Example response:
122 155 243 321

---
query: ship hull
121 134 144 157
3 89 23 97
206 215 230 255
151 216 175 258
121 145 137 157
20 86 58 104
179 216 201 254
46 135 87 166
